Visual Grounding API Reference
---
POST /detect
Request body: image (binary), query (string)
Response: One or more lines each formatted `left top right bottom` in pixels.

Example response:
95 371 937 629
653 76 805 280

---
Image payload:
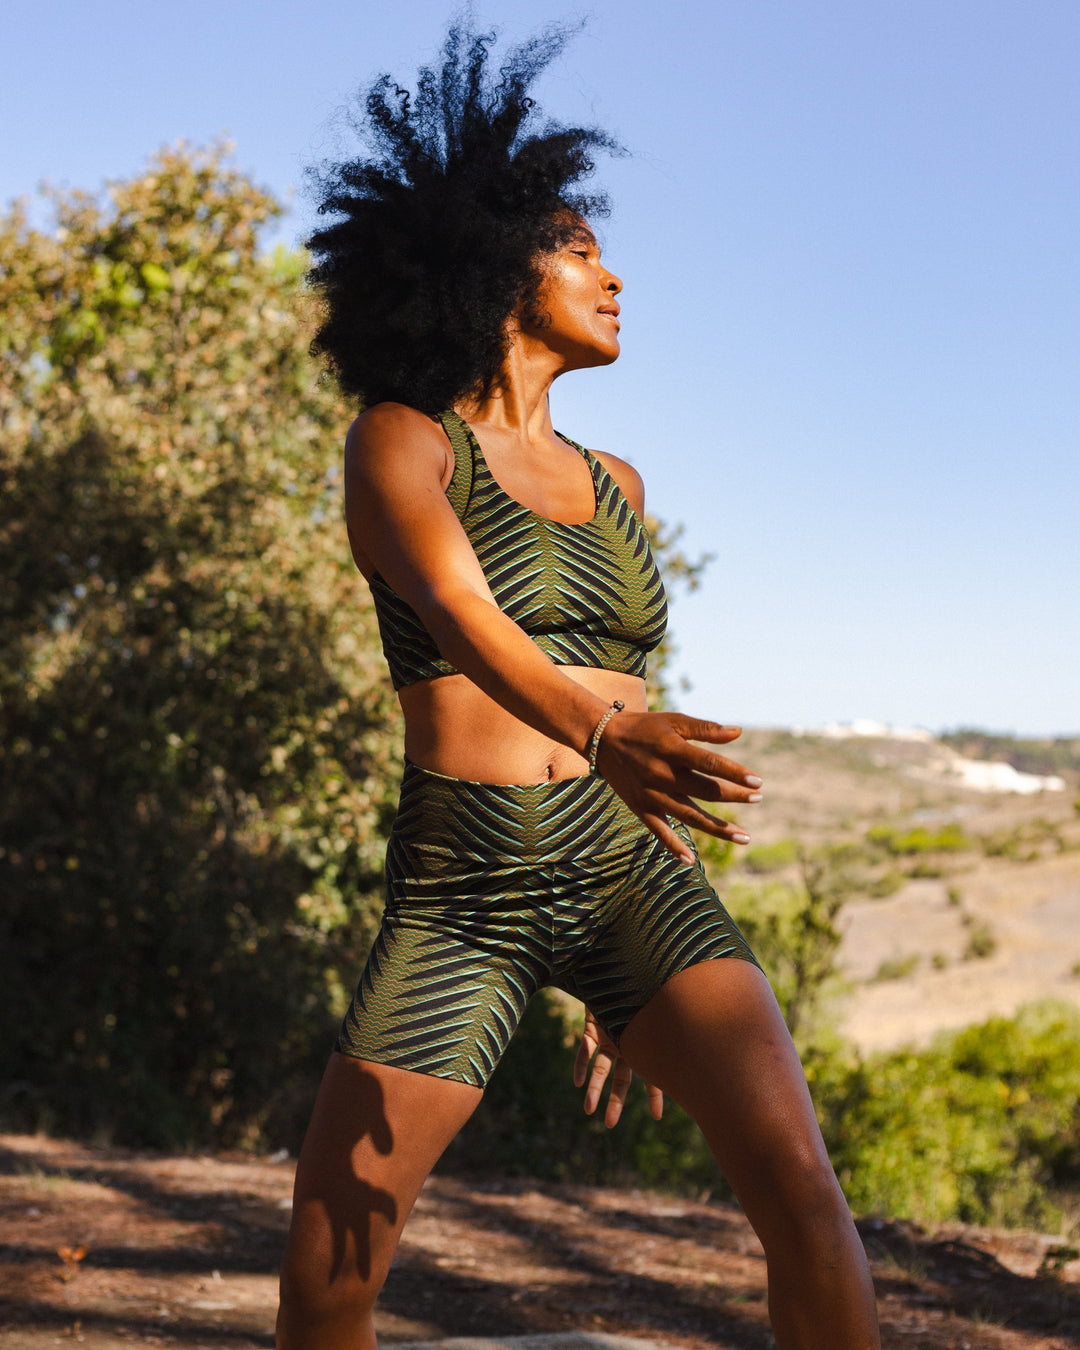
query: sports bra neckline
441 409 603 528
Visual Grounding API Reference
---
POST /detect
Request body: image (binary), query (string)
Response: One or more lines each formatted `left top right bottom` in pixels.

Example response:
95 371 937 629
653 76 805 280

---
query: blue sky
5 0 1077 735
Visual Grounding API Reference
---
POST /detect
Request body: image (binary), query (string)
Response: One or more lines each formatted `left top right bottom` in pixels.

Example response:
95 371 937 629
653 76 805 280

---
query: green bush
963 921 997 961
742 838 799 874
871 955 920 983
0 148 400 1148
866 823 971 856
979 818 1065 861
867 869 905 898
724 845 858 1052
822 1001 1080 1228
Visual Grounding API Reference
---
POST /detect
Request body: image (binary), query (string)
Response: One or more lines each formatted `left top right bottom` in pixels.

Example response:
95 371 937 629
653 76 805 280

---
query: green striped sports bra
369 409 668 690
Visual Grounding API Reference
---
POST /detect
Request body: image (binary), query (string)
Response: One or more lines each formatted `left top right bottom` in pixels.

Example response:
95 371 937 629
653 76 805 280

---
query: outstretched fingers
671 736 762 794
640 806 749 863
666 716 744 745
593 711 762 860
673 765 762 805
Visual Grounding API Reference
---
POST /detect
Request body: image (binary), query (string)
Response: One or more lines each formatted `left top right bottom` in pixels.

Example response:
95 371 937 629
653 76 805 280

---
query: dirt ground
3 1134 1080 1350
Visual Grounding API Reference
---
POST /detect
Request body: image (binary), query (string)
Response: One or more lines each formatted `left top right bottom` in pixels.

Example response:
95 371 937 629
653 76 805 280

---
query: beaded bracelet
587 699 625 775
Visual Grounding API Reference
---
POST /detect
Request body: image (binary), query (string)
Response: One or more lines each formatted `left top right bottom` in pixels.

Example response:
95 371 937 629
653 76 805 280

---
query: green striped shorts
336 761 759 1088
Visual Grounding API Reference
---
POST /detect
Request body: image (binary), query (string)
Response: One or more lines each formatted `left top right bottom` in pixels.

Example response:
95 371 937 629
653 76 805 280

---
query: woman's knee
277 1228 386 1342
740 1145 852 1243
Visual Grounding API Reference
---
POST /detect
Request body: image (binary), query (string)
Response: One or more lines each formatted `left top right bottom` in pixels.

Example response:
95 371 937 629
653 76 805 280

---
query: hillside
724 727 1080 1051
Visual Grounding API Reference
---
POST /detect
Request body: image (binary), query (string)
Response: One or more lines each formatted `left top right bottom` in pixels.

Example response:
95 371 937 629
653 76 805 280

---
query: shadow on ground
2 1138 1079 1349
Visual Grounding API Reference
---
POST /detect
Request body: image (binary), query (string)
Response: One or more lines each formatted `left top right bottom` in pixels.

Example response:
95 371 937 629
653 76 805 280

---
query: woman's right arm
346 404 761 858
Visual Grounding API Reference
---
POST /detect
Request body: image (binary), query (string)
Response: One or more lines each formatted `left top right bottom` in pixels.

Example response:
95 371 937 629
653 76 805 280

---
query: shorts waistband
393 758 642 862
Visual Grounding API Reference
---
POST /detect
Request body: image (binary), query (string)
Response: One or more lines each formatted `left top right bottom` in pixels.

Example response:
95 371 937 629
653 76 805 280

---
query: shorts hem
332 1042 487 1090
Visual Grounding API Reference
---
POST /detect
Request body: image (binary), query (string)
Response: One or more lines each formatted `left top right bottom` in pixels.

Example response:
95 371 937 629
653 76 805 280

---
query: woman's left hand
573 1008 664 1127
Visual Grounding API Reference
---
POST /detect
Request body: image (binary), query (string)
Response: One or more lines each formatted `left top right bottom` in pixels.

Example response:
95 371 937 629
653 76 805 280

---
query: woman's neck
454 322 565 443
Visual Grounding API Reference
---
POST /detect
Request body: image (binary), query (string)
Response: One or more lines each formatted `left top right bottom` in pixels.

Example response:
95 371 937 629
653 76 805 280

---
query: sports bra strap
436 410 476 518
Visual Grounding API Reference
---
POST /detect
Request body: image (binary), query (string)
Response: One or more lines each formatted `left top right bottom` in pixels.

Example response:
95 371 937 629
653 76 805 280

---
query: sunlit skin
276 225 881 1349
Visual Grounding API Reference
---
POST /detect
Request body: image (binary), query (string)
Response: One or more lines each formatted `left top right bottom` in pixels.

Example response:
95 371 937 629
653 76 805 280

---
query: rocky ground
2 1134 1080 1350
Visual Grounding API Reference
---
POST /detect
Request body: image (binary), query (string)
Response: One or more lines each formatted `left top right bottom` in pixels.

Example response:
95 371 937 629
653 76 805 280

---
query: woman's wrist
587 700 625 774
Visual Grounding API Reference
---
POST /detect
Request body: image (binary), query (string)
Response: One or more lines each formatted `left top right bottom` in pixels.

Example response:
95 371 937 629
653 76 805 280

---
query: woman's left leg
618 959 879 1350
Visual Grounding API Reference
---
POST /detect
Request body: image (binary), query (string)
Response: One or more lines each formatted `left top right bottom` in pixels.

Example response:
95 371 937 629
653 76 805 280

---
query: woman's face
522 222 623 370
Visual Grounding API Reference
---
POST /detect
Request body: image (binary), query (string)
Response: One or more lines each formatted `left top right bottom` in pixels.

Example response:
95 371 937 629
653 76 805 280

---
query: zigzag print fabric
336 762 760 1087
368 410 668 689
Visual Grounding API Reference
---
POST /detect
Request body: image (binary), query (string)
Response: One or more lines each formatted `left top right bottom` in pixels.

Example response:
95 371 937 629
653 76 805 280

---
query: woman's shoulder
591 448 645 517
345 403 451 480
346 401 445 449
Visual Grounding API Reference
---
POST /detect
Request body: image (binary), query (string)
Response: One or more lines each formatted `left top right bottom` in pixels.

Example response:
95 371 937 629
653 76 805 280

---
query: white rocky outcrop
790 721 1067 794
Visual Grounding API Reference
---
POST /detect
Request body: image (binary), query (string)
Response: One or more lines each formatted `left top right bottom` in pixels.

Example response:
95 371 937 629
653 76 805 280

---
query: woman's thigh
281 1053 482 1298
618 960 841 1237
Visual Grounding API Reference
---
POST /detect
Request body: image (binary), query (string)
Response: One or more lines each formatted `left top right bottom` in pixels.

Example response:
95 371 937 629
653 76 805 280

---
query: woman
278 24 880 1350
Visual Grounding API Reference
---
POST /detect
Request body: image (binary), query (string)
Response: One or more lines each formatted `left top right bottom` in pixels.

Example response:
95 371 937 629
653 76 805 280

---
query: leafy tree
0 144 400 1146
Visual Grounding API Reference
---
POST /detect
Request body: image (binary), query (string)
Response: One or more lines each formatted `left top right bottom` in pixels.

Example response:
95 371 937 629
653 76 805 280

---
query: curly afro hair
306 21 619 412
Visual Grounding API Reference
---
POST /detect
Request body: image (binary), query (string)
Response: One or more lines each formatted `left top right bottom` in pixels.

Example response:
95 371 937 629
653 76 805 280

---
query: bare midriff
399 665 646 784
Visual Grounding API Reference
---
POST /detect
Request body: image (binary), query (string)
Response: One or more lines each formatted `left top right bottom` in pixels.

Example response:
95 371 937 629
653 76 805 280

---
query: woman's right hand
593 713 762 862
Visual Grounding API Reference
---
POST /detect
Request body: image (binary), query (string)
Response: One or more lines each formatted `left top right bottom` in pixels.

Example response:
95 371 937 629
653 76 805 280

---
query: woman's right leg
619 960 879 1349
276 1052 482 1350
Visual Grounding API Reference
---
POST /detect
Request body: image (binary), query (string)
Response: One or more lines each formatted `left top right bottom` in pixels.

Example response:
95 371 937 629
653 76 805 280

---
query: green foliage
823 1002 1080 1228
866 823 971 856
978 817 1065 862
0 145 401 1147
866 868 904 898
694 830 737 881
641 518 711 711
742 838 798 874
871 955 920 983
725 843 866 1050
962 921 997 961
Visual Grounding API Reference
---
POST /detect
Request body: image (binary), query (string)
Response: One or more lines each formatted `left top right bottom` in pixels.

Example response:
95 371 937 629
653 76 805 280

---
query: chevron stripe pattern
370 411 668 689
336 763 760 1087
